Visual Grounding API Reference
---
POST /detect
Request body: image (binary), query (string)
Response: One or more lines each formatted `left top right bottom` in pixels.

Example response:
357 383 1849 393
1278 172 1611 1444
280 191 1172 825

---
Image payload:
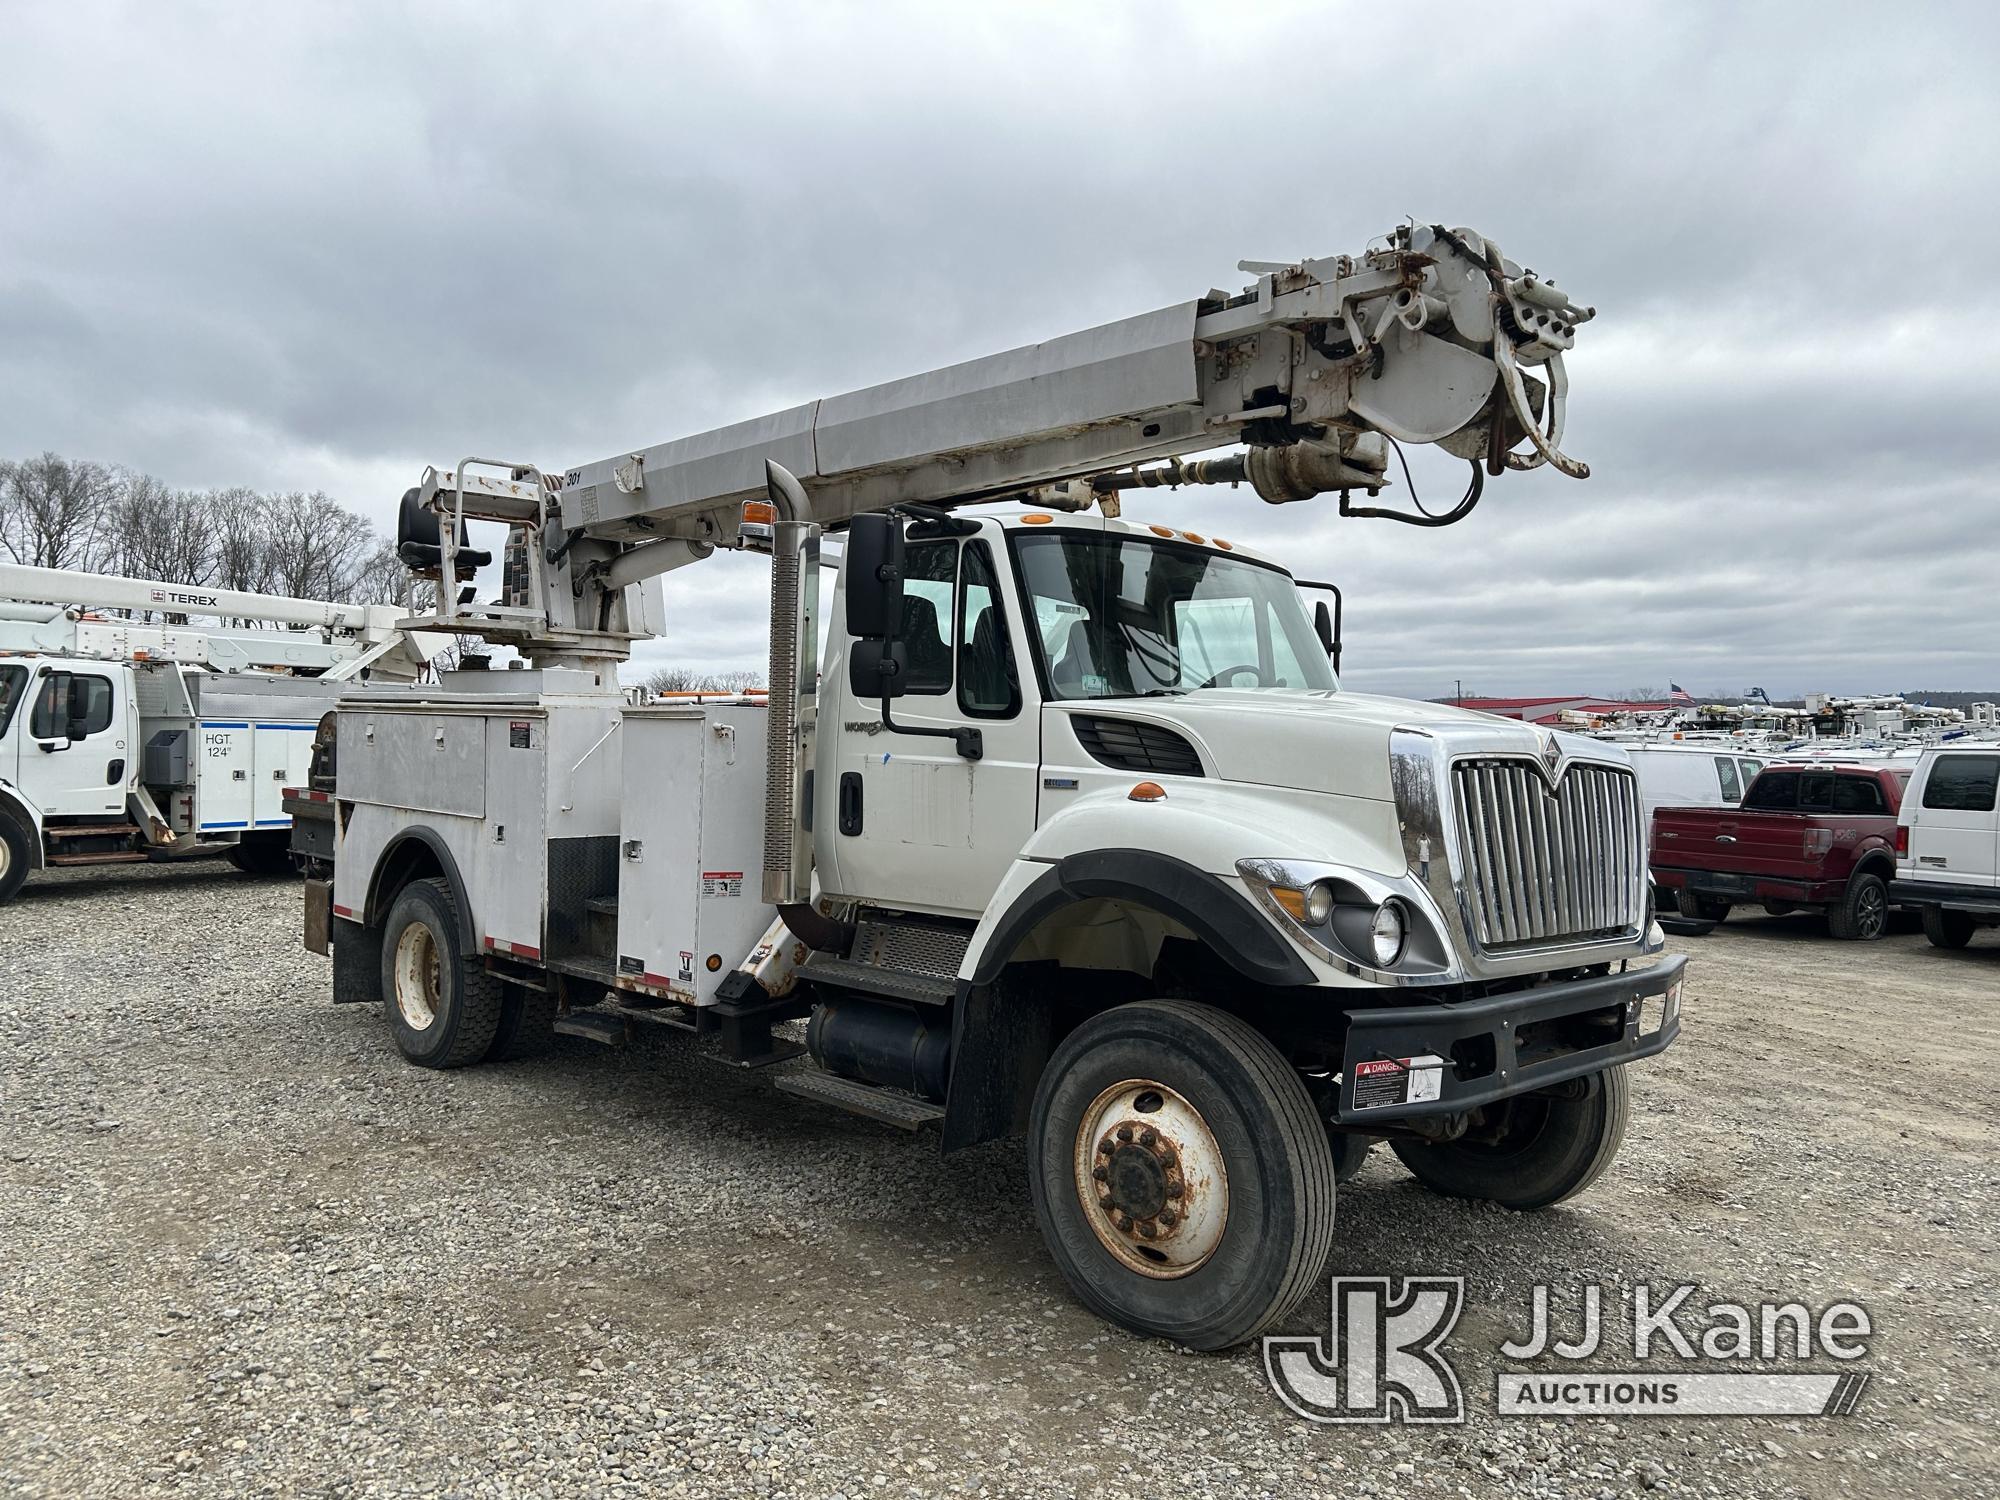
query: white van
1891 746 2000 948
1628 743 1768 824
1627 744 1766 914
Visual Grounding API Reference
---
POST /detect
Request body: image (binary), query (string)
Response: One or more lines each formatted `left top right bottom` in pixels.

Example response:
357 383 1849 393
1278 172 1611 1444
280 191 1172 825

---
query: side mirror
849 639 908 701
1302 581 1343 674
843 514 905 641
31 669 74 746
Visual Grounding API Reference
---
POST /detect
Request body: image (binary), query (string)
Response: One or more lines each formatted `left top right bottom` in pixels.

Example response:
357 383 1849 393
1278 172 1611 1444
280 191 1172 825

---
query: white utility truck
0 564 437 903
299 224 1685 1349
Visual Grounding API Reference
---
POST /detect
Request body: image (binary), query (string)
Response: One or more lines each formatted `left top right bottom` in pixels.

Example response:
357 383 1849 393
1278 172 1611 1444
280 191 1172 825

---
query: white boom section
409 222 1592 660
0 564 444 681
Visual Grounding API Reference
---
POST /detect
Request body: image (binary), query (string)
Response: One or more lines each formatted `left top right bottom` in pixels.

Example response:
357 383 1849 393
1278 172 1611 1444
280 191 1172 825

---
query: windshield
1012 532 1335 700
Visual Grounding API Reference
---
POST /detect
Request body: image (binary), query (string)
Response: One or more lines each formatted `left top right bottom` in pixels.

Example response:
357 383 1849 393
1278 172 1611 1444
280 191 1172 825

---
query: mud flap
304 878 332 956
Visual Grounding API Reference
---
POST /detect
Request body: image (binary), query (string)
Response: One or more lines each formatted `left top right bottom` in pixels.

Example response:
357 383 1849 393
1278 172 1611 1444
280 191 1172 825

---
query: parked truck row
1647 748 2000 947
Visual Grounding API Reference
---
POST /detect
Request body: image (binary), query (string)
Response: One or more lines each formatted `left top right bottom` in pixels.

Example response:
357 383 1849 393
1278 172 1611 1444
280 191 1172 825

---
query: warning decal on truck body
1352 1054 1446 1111
701 871 744 898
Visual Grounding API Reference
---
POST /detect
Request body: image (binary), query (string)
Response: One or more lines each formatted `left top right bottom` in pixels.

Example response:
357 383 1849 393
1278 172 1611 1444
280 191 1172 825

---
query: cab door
826 528 1039 917
20 662 129 818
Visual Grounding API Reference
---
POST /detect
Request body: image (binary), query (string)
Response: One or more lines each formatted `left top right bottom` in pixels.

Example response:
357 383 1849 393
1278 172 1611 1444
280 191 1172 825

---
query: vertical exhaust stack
760 462 821 911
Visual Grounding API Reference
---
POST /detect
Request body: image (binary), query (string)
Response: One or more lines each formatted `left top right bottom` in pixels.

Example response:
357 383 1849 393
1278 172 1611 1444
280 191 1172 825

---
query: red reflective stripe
332 904 355 919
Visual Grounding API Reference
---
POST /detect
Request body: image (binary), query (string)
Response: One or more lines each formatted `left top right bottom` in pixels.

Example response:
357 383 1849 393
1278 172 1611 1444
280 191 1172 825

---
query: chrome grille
1450 759 1644 949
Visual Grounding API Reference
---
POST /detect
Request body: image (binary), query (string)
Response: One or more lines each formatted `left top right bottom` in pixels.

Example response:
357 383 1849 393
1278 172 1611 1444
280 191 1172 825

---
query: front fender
961 847 1314 989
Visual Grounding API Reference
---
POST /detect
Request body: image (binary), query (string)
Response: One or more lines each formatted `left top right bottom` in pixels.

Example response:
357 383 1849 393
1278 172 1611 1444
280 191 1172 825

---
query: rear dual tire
1028 1000 1335 1352
380 879 506 1068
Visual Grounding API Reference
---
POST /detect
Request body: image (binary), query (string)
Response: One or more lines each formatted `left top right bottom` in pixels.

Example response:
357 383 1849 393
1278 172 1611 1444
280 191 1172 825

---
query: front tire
1028 1000 1336 1351
0 816 31 904
1922 907 1977 950
1827 871 1889 941
1391 1066 1630 1210
378 878 504 1068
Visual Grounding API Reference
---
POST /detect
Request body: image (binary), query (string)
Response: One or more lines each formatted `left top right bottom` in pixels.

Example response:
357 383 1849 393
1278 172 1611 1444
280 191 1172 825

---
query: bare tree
106 472 218 600
0 452 119 569
209 487 276 597
641 666 764 697
261 489 377 602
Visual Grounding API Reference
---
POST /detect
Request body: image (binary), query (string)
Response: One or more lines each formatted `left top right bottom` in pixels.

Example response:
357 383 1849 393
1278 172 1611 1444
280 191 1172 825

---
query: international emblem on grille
1538 733 1563 787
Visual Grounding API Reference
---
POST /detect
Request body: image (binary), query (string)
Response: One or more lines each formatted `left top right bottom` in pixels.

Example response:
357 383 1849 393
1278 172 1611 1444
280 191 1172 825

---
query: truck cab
0 657 140 899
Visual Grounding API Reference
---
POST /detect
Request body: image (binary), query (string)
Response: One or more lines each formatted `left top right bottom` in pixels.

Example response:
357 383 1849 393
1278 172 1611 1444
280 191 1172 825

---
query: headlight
1304 880 1335 926
1368 900 1407 966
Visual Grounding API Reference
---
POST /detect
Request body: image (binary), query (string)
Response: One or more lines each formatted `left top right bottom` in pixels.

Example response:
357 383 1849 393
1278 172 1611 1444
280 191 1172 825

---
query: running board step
773 1070 944 1130
46 851 147 866
553 1010 630 1046
800 955 955 1008
48 822 141 839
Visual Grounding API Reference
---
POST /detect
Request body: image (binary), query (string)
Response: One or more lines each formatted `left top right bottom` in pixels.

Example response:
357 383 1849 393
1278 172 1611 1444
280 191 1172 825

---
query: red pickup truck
1650 764 1910 940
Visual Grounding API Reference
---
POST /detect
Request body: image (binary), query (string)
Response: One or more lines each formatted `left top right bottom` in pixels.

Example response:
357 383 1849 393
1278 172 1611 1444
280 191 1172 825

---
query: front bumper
1335 953 1686 1124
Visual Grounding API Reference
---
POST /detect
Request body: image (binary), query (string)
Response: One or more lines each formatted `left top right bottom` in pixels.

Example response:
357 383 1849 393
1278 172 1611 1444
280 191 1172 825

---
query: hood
1059 690 1622 800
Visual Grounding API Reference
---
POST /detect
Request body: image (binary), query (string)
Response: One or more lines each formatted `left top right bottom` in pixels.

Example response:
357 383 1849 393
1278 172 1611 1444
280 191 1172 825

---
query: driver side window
898 542 957 695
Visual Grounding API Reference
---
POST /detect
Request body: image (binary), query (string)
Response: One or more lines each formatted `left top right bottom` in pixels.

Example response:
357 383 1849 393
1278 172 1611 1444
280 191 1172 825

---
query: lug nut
1097 1189 1114 1209
1139 1126 1157 1147
1116 1125 1134 1143
1166 1178 1184 1198
1158 1208 1178 1228
1111 1211 1131 1231
1091 1165 1108 1182
1137 1222 1158 1239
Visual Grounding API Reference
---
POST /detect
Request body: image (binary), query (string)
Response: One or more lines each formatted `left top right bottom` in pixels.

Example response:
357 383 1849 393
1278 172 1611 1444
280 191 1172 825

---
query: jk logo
1264 1277 1466 1424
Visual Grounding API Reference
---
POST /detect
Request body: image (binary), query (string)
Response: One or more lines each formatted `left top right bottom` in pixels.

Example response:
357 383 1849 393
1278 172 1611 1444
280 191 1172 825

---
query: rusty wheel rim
392 922 442 1032
1073 1078 1228 1279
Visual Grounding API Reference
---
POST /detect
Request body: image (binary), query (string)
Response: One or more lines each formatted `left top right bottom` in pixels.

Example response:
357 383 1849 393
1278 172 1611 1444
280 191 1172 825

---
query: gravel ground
2 861 1995 1499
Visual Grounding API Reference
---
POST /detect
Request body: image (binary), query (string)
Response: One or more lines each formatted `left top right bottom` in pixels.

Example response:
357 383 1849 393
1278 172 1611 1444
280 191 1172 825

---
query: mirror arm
880 696 983 761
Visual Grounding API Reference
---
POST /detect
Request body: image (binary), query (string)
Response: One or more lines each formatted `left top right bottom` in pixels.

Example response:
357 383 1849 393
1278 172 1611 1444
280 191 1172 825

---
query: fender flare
964 847 1315 990
365 826 477 951
0 785 44 870
1852 847 1897 882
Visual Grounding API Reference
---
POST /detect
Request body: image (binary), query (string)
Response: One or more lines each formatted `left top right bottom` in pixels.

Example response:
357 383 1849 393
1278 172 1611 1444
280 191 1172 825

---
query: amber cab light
740 499 776 526
1128 781 1167 803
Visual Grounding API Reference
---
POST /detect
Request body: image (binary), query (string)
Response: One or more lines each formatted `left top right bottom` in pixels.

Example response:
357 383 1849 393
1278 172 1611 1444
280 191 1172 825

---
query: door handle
838 771 864 837
1715 834 1737 844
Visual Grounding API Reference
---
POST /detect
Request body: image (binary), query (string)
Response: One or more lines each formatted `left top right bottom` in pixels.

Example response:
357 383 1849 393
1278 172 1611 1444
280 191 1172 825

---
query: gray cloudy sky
4 1 1996 698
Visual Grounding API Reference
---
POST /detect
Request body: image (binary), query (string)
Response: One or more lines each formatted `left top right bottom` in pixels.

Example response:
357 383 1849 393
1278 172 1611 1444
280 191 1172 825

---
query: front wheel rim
1073 1079 1228 1279
392 923 442 1031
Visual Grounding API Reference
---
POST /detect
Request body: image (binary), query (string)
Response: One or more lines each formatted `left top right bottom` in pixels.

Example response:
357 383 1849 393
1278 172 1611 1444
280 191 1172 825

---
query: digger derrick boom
404 222 1591 660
